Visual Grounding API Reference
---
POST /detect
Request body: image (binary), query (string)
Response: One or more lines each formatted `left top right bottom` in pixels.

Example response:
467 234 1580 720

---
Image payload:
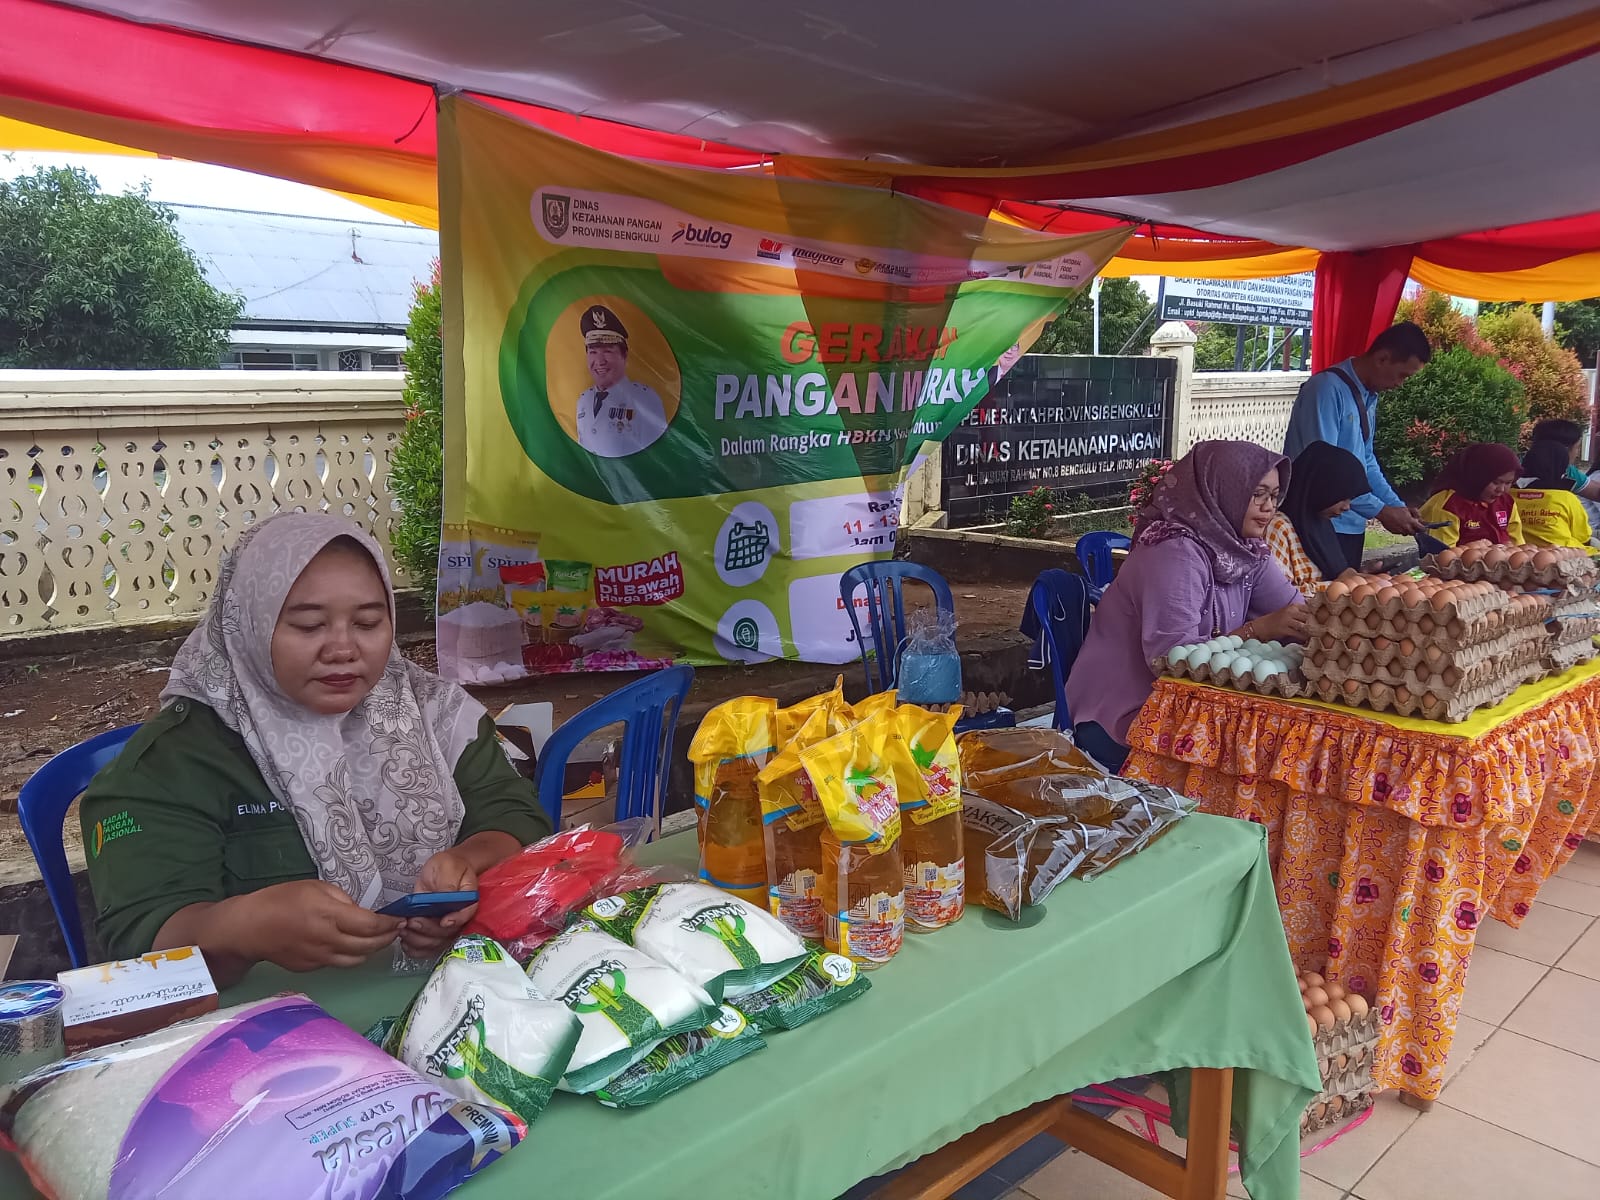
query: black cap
580 305 628 347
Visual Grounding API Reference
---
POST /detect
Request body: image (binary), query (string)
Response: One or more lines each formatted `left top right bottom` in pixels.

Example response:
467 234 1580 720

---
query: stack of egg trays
1300 1006 1382 1137
1156 656 1307 699
1304 659 1546 722
1303 623 1547 692
1422 551 1598 591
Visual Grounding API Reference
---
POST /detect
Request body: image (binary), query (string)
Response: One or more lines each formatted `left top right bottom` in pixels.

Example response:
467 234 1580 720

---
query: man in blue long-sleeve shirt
1284 322 1433 571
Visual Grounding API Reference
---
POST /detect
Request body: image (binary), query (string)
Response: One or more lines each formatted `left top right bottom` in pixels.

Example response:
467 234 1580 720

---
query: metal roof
166 204 438 331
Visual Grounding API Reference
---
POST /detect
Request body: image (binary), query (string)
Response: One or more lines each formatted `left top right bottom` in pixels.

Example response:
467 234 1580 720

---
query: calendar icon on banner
724 521 771 572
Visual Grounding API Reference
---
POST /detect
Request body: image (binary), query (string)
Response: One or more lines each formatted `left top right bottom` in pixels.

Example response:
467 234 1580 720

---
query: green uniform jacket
80 698 551 960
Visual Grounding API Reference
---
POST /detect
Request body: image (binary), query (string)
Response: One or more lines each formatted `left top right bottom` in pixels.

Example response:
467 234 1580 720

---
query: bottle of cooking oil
688 697 777 906
896 704 965 932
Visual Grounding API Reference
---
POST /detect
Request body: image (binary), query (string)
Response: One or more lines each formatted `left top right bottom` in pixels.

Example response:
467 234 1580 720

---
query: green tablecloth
1 813 1320 1200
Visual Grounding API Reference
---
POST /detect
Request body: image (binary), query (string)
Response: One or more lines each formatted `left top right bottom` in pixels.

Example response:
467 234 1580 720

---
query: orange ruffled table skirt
1127 660 1600 1103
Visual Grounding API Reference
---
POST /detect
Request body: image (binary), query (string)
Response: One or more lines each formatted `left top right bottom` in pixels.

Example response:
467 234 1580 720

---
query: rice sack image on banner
435 96 1129 681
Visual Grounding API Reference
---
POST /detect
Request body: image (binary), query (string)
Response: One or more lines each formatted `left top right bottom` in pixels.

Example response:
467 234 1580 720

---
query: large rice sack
0 995 523 1200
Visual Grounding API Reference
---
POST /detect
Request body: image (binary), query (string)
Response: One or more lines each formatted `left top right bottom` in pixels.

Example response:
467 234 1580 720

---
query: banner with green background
435 97 1129 681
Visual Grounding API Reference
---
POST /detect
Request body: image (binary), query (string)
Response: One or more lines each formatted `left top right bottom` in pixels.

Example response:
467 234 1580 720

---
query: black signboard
940 355 1175 528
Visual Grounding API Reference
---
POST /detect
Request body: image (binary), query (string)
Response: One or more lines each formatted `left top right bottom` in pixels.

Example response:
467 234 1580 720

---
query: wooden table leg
867 1068 1237 1200
1180 1068 1235 1200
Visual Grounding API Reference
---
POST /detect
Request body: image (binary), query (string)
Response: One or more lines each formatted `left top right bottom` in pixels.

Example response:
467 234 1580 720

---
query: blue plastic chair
840 562 957 693
1021 570 1093 730
17 723 141 968
534 665 694 831
1075 531 1131 603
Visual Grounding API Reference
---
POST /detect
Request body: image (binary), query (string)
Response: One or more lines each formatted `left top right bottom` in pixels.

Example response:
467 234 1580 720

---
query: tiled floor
951 841 1600 1200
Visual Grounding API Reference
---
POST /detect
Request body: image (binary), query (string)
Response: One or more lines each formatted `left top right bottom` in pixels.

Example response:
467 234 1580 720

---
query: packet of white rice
382 934 581 1124
592 1003 765 1108
584 881 808 1000
0 994 523 1200
525 919 718 1094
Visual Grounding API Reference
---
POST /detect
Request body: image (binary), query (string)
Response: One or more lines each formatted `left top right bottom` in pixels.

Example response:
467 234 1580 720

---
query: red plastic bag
464 822 686 955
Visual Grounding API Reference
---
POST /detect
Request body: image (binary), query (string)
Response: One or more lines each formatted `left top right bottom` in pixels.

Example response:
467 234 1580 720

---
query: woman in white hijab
80 513 550 983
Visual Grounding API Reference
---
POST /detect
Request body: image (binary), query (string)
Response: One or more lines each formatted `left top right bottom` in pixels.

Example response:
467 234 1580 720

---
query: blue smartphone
377 891 478 919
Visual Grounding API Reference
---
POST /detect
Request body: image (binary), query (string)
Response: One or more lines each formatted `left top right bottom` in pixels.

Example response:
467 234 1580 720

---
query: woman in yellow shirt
1264 441 1369 597
1516 440 1594 547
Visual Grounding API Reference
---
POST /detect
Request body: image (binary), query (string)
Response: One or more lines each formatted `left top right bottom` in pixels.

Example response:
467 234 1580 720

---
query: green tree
1476 305 1588 434
1374 347 1526 490
0 165 241 367
1483 298 1600 367
1031 278 1154 355
1190 322 1305 371
389 263 444 603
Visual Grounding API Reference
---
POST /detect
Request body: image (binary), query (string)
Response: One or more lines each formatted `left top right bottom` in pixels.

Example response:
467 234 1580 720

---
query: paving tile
1531 875 1600 916
1554 842 1600 887
1504 969 1600 1062
1351 1104 1600 1200
1474 903 1592 965
1458 945 1546 1024
1442 1015 1495 1088
1019 1147 1165 1199
1557 914 1600 982
1301 1091 1418 1191
1442 1030 1600 1166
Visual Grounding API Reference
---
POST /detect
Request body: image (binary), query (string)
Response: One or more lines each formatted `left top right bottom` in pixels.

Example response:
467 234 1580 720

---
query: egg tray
1310 581 1505 627
1423 551 1597 590
1306 661 1544 722
1310 599 1544 652
1156 658 1307 698
1303 636 1545 693
1544 638 1600 674
1548 615 1600 648
1308 621 1545 675
1301 1007 1380 1137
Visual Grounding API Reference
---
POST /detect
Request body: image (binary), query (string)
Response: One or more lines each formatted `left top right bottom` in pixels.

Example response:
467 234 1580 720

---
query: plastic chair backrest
839 561 957 693
17 723 141 968
1075 531 1132 596
533 665 694 832
1028 573 1093 730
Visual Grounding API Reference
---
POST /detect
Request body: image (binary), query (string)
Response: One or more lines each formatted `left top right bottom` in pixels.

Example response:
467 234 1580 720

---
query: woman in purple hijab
1066 439 1309 770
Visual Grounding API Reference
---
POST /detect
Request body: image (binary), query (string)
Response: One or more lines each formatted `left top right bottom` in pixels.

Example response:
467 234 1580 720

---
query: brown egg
1360 655 1377 676
1417 615 1435 634
1423 644 1445 666
1330 998 1352 1023
1402 586 1425 607
1311 1005 1336 1032
1325 580 1351 601
1304 972 1325 988
1533 550 1558 570
1364 611 1383 632
1344 633 1363 652
1310 649 1328 667
1428 591 1454 611
1298 976 1309 993
1443 667 1462 687
1324 982 1346 1002
1461 547 1485 565
1350 585 1375 603
1307 1013 1319 1037
1346 994 1370 1018
1342 678 1361 697
1373 635 1392 651
1437 547 1461 565
1422 691 1441 708
1398 637 1417 656
1377 586 1400 605
1368 682 1394 707
1448 619 1464 638
1304 984 1328 1008
1395 685 1414 705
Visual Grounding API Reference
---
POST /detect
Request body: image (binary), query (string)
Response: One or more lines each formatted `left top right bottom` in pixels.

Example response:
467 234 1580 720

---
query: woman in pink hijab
1066 440 1310 770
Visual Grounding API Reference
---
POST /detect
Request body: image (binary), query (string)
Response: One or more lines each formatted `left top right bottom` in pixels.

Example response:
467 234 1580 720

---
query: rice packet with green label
525 919 718 1094
731 943 871 1032
585 880 808 1001
593 1004 766 1108
379 933 581 1124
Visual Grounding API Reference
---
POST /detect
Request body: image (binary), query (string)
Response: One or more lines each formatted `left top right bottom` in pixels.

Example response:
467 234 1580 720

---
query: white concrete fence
0 372 408 638
1 353 1312 639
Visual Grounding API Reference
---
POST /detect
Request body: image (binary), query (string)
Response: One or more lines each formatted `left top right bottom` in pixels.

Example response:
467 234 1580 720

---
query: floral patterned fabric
1126 673 1600 1101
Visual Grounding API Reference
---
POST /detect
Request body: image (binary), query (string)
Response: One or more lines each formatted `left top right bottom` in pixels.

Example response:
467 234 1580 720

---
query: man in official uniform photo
575 304 669 458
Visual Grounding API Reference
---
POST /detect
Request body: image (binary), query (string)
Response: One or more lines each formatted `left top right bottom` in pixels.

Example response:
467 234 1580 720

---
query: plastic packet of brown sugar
978 773 1128 824
962 790 1111 919
1078 780 1197 881
956 727 1102 793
